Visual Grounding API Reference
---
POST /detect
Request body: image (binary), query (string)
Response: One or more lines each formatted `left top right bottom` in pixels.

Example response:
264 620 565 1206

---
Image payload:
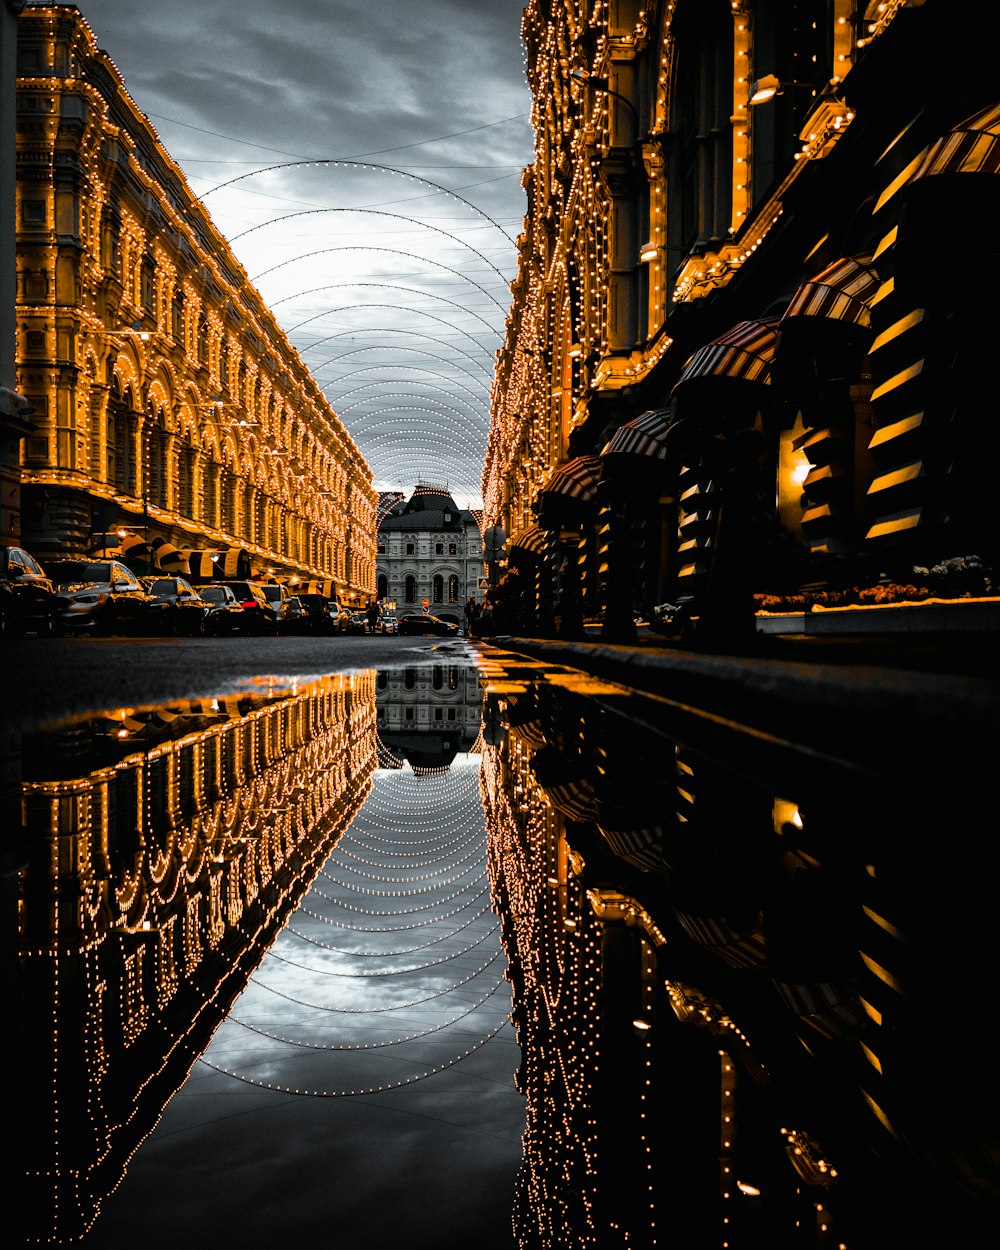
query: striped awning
508 525 551 557
909 101 1000 182
597 822 669 871
672 318 780 391
301 579 336 597
110 533 160 567
602 407 679 461
148 535 190 574
781 255 881 331
673 911 768 971
536 455 603 508
540 777 600 822
182 547 250 580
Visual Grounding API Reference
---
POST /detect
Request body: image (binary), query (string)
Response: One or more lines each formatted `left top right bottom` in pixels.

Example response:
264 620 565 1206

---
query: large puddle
11 650 998 1248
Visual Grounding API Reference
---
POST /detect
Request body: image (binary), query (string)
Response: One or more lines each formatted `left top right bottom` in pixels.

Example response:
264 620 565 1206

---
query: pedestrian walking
464 596 479 638
366 599 379 635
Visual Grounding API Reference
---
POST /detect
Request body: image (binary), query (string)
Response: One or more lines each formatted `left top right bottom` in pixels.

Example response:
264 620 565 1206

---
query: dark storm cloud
73 0 529 163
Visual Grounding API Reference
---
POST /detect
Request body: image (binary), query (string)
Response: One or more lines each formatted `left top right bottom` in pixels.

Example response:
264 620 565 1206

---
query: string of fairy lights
195 157 519 506
198 697 514 1099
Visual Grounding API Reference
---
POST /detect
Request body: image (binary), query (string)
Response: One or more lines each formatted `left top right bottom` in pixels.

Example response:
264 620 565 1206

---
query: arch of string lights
199 727 513 1097
200 161 521 510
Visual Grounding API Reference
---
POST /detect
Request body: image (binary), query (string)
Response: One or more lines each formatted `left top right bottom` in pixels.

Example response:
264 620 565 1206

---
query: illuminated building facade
486 1 999 641
376 483 483 621
13 5 376 598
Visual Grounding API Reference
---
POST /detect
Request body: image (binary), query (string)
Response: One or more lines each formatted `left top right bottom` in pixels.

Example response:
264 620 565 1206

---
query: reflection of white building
377 664 482 768
376 484 482 623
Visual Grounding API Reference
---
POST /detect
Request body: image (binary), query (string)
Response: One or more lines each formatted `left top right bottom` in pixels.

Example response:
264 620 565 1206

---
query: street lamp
569 68 641 141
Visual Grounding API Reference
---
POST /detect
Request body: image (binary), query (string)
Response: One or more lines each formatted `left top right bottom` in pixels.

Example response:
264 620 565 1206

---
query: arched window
448 574 459 602
432 574 443 602
404 575 416 603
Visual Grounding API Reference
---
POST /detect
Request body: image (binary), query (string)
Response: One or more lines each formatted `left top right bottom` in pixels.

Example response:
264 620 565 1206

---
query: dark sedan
215 580 278 635
198 583 247 634
396 613 460 637
47 559 153 635
0 544 57 636
295 593 336 634
141 576 211 636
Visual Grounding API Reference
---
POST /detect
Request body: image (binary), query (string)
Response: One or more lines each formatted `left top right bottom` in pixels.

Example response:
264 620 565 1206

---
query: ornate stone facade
14 5 376 597
487 1 1000 642
376 484 483 622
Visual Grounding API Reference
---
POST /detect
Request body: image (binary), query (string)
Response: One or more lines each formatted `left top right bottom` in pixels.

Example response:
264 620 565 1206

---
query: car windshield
262 586 281 601
149 579 175 594
47 561 113 584
200 587 226 602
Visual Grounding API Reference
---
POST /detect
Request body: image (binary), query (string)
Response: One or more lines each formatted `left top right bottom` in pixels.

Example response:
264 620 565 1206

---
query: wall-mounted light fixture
638 241 660 263
567 343 583 359
748 74 814 106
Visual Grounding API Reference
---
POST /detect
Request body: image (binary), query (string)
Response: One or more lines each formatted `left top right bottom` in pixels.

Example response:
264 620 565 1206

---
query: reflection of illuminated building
377 663 482 771
15 674 376 1244
482 653 998 1248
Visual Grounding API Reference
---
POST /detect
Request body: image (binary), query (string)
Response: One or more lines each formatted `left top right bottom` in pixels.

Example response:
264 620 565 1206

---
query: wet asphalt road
2 632 481 733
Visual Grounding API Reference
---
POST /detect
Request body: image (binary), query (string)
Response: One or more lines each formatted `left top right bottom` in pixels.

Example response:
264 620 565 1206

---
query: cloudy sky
90 739 525 1249
59 0 535 509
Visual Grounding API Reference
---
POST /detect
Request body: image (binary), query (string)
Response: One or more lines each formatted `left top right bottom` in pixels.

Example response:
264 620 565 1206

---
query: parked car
47 559 153 635
260 582 296 632
296 593 338 633
331 601 350 633
284 594 307 633
346 611 368 635
0 544 57 636
141 576 211 636
215 580 278 634
396 613 460 637
198 583 247 635
377 614 398 635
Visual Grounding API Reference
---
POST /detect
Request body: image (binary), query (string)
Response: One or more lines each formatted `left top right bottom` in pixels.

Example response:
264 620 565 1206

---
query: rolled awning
672 318 780 392
601 406 680 461
780 255 880 331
